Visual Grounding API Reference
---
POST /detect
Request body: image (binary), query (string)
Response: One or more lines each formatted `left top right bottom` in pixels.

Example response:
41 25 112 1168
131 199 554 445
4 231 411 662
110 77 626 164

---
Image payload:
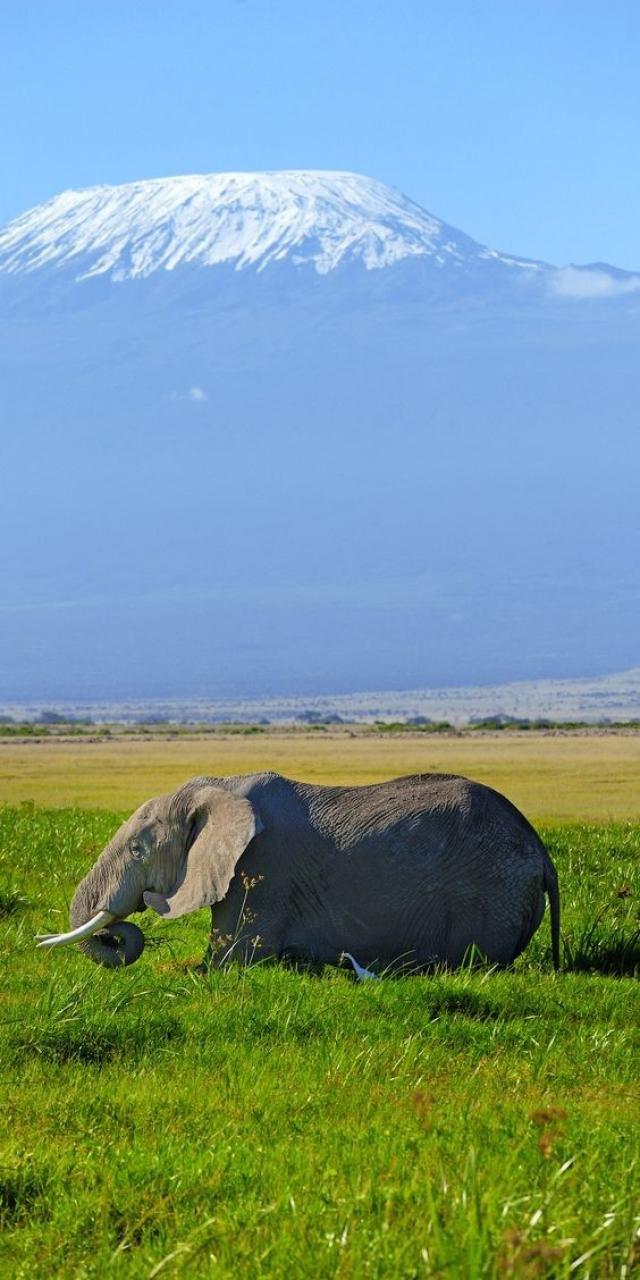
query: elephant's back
229 769 546 869
297 772 537 852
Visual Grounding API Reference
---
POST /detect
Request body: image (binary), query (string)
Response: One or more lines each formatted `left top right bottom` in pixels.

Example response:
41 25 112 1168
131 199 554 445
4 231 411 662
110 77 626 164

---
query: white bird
341 952 380 981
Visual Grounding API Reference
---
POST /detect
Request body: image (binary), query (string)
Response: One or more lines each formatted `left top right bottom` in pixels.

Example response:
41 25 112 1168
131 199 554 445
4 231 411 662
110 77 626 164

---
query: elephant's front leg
198 903 279 970
196 908 232 971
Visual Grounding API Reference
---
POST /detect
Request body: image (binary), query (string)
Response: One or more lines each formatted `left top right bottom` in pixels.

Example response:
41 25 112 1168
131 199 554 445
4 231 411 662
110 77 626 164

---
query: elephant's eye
130 843 146 862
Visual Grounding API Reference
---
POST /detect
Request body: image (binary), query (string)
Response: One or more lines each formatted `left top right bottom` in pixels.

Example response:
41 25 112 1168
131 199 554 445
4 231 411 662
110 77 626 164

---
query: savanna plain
1 730 638 1278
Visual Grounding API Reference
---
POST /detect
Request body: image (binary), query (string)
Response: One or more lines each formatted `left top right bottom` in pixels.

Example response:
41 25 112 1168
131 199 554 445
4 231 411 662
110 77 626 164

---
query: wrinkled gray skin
68 771 560 971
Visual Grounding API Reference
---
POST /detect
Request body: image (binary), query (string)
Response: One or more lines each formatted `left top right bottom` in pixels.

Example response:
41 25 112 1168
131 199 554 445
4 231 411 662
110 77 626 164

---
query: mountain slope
0 169 544 280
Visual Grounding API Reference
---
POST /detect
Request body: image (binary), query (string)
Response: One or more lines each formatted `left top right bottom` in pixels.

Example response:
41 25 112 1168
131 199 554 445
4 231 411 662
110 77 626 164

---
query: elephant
36 771 560 972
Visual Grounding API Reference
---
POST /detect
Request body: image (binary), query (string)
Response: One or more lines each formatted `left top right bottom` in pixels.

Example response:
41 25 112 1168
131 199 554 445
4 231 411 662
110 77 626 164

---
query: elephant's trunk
75 921 145 968
68 870 146 968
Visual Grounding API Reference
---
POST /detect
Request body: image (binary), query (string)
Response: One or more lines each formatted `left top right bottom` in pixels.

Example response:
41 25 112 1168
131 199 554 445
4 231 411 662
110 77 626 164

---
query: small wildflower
208 928 234 957
529 1106 567 1127
241 872 264 891
410 1090 434 1128
498 1230 565 1277
530 1105 567 1160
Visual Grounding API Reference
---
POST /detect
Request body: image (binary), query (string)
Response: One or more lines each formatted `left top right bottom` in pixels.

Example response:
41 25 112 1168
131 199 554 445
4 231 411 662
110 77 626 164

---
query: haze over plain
1 2 638 701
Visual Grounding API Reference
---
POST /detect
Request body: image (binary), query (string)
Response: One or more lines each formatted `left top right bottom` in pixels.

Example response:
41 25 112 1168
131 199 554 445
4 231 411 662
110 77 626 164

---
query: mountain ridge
0 168 555 281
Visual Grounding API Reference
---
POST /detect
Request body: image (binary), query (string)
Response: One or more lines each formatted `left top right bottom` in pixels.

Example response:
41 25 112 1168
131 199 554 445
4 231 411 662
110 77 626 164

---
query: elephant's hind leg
511 884 546 962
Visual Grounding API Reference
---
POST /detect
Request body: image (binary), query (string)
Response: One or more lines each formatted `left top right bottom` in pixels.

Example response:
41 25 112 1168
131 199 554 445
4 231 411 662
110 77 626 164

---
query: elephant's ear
143 786 259 920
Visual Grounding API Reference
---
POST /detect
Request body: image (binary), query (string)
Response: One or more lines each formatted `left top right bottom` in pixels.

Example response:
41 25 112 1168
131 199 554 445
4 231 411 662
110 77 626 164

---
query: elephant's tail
544 855 561 971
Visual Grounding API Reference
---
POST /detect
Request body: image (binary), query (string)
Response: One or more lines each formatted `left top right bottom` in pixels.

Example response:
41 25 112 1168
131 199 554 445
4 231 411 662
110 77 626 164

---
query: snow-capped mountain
1 170 639 701
0 169 543 280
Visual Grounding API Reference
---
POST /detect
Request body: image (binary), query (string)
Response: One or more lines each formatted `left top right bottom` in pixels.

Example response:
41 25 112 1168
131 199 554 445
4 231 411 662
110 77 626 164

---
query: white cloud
550 267 640 300
171 385 208 402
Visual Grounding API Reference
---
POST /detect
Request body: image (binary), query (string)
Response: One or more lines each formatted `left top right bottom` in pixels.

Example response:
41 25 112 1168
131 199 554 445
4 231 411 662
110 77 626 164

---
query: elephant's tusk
35 910 116 948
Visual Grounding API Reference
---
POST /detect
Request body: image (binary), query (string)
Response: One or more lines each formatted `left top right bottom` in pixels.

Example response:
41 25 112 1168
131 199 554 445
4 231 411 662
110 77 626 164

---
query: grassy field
1 737 639 1277
1 729 640 819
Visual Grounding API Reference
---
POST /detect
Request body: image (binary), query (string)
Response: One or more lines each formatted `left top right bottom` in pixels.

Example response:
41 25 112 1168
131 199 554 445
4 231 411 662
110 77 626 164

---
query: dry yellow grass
1 731 639 820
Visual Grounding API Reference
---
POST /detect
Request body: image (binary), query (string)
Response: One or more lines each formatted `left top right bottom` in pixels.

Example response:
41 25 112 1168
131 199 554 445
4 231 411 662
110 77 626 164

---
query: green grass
1 806 639 1278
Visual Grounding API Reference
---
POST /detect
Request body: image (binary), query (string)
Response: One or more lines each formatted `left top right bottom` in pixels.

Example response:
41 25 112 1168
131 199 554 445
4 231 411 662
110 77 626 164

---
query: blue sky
2 0 639 268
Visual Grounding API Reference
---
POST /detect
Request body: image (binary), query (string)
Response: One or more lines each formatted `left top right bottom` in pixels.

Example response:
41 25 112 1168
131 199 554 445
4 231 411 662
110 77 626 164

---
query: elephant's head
36 779 259 968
